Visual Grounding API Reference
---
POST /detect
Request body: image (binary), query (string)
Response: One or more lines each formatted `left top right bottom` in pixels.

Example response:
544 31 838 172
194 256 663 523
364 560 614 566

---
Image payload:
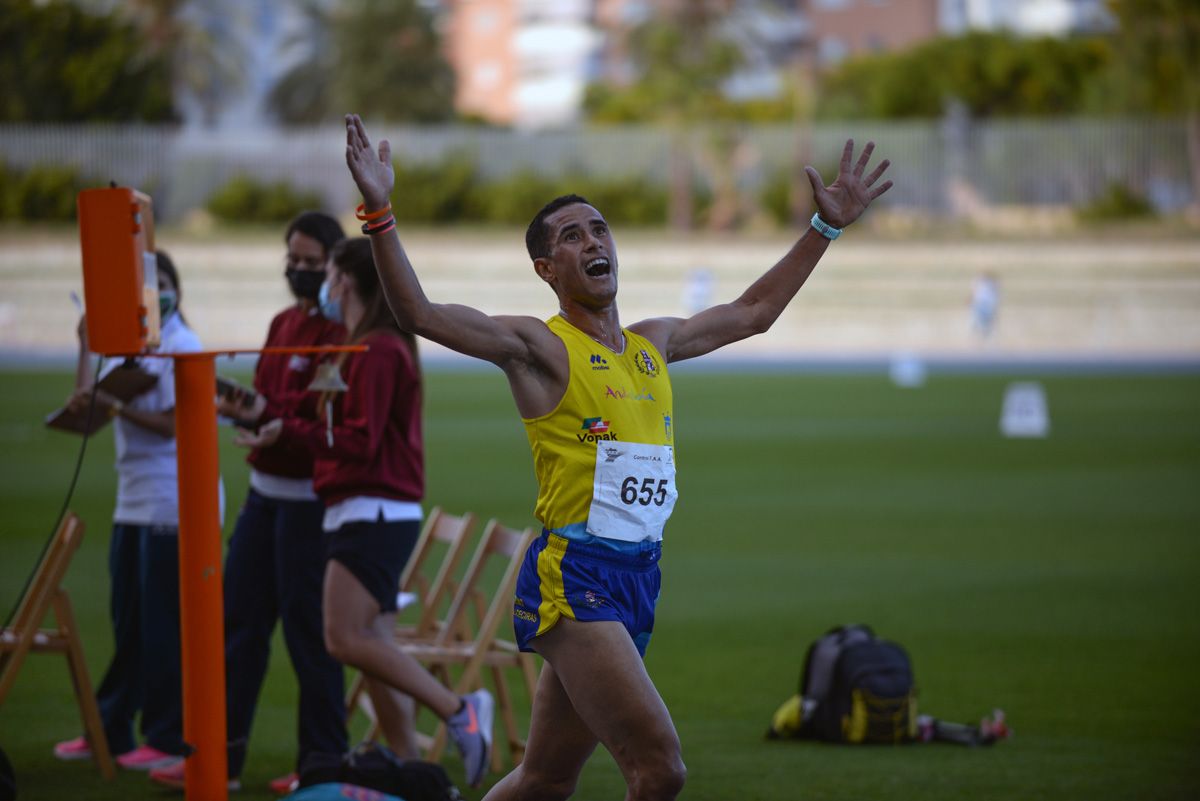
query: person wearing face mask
54 251 216 773
151 212 349 795
234 237 495 791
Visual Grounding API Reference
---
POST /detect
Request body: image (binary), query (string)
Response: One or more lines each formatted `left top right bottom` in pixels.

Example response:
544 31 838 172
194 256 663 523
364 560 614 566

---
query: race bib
587 441 677 542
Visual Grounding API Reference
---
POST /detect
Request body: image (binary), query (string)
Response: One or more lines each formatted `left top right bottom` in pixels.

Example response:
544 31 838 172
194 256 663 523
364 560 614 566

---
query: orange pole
173 354 228 801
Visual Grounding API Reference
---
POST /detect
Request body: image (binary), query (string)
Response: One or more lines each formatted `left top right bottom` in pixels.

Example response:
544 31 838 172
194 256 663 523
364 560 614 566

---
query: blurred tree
74 0 247 127
1094 0 1200 209
583 1 744 229
817 31 1111 119
267 0 335 125
127 0 247 127
0 0 175 121
268 0 455 125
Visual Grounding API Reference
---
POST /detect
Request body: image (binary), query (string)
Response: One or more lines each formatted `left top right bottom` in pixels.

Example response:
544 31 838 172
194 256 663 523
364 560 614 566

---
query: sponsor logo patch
605 384 656 402
578 417 619 443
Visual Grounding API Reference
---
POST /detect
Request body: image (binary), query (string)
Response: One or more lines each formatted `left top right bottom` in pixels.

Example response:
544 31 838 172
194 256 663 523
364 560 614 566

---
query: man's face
536 203 618 306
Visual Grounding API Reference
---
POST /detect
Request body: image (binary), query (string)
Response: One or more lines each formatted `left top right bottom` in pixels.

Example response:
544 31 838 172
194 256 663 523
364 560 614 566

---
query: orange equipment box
77 187 161 354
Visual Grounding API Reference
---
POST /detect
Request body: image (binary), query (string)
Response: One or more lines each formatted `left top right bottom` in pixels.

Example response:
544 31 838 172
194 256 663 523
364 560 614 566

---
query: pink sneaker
53 736 94 761
268 772 298 795
116 744 182 771
148 761 186 790
149 759 241 792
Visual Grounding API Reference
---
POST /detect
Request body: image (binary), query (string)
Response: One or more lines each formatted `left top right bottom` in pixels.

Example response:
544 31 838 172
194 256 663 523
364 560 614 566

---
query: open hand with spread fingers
805 139 893 229
344 113 394 211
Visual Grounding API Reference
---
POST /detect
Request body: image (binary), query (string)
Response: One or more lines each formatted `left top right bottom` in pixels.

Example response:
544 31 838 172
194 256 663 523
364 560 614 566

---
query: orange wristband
355 202 392 222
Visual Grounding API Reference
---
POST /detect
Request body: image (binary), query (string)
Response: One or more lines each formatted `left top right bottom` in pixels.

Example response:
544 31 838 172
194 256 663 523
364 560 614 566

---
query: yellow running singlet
522 316 676 542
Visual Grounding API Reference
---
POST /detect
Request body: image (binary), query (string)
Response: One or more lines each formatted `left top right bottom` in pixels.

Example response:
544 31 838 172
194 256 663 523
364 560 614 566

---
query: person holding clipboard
53 251 214 772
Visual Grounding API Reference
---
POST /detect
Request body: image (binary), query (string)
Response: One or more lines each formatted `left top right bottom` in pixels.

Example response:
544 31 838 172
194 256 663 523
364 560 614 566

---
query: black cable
2 354 105 629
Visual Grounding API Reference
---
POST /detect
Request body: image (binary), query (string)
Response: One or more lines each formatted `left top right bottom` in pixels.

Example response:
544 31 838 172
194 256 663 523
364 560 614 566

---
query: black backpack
298 743 463 801
768 624 918 744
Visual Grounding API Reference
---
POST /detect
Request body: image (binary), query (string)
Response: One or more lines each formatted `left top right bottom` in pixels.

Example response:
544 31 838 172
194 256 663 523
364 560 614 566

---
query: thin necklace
559 310 626 354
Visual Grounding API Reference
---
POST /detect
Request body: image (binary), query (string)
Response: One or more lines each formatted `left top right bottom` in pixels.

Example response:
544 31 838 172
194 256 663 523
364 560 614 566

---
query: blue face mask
318 279 342 323
158 290 178 319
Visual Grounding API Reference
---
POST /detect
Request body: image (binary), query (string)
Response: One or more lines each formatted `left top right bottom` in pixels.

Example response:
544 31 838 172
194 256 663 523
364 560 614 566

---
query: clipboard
45 362 158 435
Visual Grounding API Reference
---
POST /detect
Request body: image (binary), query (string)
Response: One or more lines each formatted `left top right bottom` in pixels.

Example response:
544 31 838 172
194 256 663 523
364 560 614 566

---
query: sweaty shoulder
625 317 676 361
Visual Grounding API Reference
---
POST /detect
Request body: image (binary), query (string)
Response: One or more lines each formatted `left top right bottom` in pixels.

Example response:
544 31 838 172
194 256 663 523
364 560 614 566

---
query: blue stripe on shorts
512 531 662 657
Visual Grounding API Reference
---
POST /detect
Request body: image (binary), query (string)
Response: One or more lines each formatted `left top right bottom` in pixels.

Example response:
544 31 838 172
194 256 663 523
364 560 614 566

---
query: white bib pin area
587 441 678 542
1000 381 1050 438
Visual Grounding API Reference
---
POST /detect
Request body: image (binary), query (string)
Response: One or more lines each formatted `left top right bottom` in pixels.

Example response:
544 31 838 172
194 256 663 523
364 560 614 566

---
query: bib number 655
620 476 669 507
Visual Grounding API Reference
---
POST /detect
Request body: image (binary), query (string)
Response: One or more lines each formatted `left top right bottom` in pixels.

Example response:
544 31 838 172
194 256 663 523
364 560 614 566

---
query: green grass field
1 366 1198 801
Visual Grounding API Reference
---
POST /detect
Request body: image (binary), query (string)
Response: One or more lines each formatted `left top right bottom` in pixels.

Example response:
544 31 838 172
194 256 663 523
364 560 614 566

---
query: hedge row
2 159 1159 227
0 162 90 221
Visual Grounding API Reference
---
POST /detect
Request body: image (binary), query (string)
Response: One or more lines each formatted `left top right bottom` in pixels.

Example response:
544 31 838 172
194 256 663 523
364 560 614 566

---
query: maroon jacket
247 305 346 479
282 330 424 506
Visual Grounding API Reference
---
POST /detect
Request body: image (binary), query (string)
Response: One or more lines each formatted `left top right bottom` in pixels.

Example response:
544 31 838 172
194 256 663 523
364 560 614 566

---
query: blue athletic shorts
512 532 662 657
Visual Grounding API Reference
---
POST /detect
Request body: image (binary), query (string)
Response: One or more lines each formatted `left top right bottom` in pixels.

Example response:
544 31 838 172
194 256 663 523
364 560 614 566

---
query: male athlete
344 113 892 800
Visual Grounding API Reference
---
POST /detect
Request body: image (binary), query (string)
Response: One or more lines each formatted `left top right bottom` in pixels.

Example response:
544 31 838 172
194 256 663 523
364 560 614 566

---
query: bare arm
345 115 552 369
631 139 893 362
344 114 568 416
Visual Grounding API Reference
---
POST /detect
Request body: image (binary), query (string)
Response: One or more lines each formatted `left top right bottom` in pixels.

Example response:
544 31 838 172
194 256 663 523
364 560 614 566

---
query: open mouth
585 257 611 277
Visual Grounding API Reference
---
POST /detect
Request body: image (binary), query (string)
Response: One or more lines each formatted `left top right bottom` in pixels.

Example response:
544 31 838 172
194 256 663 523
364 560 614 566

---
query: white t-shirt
101 313 222 526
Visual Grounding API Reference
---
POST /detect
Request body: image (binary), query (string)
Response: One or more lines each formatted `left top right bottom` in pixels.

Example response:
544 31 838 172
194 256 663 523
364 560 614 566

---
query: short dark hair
286 211 346 256
525 194 591 261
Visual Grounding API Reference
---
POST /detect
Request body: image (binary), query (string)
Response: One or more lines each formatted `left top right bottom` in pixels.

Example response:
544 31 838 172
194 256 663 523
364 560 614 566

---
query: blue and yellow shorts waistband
541 523 662 567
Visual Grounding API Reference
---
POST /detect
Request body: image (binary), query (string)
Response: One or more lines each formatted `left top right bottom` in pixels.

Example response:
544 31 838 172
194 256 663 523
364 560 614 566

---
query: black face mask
286 268 325 300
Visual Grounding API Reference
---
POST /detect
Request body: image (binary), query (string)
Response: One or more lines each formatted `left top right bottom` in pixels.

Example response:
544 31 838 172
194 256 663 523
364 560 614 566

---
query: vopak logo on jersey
579 417 618 442
589 353 610 371
634 348 659 377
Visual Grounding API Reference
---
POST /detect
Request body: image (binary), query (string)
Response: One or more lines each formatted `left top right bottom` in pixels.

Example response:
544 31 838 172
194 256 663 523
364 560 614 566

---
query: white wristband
810 212 842 240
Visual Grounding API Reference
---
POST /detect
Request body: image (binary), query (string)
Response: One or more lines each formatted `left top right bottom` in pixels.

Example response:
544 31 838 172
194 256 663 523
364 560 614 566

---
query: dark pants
223 489 346 777
95 523 185 756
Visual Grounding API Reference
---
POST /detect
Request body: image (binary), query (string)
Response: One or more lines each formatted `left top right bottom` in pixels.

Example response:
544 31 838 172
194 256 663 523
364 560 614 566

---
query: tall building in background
438 0 1114 126
806 0 1114 68
442 0 597 128
941 0 1113 35
803 0 942 67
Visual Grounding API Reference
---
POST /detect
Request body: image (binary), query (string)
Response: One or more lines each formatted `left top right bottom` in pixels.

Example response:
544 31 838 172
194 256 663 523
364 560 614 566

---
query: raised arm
630 139 893 363
344 114 569 418
344 114 552 370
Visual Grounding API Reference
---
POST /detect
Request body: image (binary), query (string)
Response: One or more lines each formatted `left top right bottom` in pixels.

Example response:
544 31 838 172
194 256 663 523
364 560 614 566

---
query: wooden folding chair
400 520 539 770
344 508 479 741
0 512 115 779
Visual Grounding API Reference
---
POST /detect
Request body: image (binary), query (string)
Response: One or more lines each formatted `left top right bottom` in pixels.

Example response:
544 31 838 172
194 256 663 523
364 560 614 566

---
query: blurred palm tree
267 0 454 126
77 0 247 126
266 0 335 125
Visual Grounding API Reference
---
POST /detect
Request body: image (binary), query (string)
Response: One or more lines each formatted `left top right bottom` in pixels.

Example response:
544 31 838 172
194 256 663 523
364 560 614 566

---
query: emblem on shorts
634 349 659 377
582 590 605 609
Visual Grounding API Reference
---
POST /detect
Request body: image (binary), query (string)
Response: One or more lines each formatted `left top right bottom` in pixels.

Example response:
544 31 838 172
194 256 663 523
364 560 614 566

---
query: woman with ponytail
233 237 494 789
